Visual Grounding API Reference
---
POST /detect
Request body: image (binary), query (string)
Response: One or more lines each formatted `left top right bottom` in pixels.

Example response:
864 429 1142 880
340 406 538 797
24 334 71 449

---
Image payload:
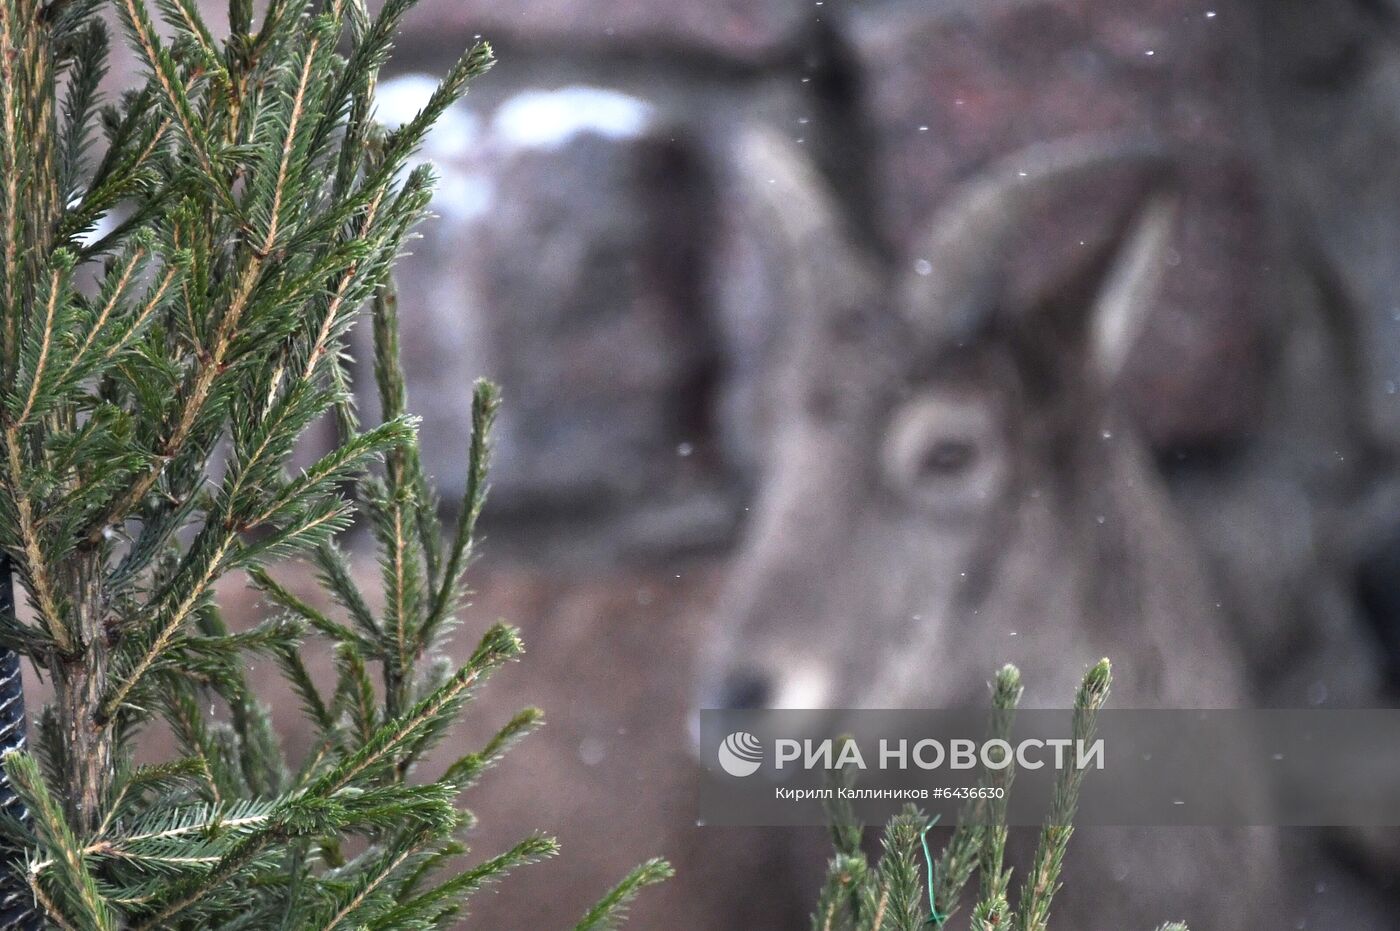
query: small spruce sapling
810 660 1190 931
0 0 670 926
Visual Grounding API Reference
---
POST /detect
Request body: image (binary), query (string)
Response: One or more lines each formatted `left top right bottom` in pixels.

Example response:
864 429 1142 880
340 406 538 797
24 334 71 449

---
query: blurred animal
696 129 1291 929
701 129 1251 714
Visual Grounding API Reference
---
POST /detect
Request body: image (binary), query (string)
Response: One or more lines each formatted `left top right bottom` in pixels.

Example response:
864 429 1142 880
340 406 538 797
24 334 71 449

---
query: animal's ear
1087 193 1178 386
727 126 881 447
899 134 1173 350
731 125 874 320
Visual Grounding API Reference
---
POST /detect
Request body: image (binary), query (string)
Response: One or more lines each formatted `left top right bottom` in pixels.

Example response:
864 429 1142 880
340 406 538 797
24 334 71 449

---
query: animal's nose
714 670 774 710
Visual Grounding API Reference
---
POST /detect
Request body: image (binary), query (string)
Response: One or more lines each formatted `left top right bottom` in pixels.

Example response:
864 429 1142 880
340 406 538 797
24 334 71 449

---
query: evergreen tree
0 0 669 926
810 661 1189 931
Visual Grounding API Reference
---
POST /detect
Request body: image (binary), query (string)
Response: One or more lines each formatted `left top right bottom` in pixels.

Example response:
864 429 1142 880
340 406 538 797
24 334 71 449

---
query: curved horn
900 134 1172 343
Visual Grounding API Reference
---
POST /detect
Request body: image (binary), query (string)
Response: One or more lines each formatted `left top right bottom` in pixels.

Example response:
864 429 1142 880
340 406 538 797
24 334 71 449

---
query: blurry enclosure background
63 0 1400 926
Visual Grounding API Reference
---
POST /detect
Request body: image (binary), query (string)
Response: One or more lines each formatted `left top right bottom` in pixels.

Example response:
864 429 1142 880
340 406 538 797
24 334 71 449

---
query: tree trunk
52 551 108 836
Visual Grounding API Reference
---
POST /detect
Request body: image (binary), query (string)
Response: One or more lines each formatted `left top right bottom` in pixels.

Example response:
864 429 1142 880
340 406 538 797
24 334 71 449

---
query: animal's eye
917 438 978 477
882 395 1008 517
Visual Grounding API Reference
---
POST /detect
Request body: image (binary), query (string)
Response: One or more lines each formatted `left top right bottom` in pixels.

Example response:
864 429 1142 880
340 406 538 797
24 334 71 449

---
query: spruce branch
363 834 559 930
114 0 218 180
308 623 523 797
1014 659 1111 931
974 665 1020 916
3 752 115 931
930 663 1022 925
441 707 544 789
875 808 929 931
812 851 868 931
0 2 667 925
574 858 676 931
813 662 1187 931
153 0 218 63
422 379 499 649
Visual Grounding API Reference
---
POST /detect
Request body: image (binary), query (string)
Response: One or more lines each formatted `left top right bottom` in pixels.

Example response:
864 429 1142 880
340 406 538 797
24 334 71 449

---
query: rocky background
69 0 1400 926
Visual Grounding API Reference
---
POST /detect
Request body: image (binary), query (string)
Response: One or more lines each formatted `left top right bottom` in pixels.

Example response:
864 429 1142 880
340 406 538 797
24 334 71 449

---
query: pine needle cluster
0 0 670 926
811 660 1187 931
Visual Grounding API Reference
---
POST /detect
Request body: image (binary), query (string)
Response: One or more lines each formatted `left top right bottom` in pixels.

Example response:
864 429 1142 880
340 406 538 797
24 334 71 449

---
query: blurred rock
376 81 737 557
404 0 814 63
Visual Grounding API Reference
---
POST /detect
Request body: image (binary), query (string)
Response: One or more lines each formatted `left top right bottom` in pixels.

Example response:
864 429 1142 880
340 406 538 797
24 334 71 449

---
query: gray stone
403 0 814 63
375 80 733 549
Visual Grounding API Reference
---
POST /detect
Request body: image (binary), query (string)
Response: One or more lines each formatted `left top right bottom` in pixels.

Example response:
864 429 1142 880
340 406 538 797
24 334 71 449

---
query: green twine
920 816 949 927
